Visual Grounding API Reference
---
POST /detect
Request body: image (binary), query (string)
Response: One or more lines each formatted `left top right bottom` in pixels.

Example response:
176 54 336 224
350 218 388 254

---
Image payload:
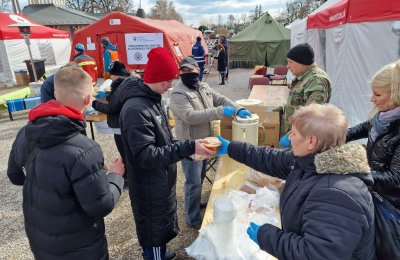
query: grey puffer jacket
228 142 375 260
347 119 400 209
170 80 241 139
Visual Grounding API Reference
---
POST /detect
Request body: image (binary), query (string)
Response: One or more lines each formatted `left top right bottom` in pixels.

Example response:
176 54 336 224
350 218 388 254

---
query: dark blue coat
228 142 376 260
192 41 205 67
40 74 55 103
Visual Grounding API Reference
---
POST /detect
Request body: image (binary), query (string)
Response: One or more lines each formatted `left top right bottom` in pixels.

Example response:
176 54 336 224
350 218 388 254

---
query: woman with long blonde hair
347 60 400 209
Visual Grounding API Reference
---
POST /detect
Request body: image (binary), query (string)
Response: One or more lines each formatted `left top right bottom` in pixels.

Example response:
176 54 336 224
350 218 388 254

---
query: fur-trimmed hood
315 143 371 174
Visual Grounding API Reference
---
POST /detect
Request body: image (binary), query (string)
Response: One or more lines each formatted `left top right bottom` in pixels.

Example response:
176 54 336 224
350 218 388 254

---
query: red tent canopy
72 12 207 75
0 13 69 40
307 0 400 29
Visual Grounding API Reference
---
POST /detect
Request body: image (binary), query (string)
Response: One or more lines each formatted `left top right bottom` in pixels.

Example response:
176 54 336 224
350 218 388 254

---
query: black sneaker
165 251 176 260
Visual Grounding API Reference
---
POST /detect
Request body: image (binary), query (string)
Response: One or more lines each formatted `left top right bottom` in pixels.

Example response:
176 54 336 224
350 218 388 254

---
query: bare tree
227 14 235 29
149 0 183 22
66 0 134 13
0 0 10 12
250 4 263 22
275 0 323 26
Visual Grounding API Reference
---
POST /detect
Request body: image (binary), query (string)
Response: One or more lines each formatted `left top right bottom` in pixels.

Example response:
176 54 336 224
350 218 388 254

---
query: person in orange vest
73 43 98 86
101 37 119 79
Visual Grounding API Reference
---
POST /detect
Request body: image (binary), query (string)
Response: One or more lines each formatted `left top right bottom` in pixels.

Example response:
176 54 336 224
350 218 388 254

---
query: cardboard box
15 70 30 86
247 105 280 148
220 105 280 148
221 85 288 148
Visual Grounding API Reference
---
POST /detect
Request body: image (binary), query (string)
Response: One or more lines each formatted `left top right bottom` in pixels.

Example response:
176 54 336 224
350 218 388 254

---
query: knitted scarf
370 107 400 142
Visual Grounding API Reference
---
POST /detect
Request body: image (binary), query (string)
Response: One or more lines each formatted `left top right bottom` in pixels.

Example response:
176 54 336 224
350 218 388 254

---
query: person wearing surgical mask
170 56 251 230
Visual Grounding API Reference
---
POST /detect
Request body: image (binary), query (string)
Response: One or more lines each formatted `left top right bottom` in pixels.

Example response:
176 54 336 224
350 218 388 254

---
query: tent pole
24 35 38 82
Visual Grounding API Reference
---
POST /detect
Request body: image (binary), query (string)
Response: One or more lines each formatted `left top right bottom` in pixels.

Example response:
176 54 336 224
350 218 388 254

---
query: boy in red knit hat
119 47 215 260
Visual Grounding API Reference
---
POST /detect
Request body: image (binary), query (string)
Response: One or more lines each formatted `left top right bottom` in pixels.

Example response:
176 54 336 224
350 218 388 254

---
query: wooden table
85 114 175 140
248 85 289 107
85 113 107 140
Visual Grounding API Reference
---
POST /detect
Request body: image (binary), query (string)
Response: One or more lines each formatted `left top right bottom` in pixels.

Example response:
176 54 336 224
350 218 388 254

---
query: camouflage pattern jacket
282 65 331 135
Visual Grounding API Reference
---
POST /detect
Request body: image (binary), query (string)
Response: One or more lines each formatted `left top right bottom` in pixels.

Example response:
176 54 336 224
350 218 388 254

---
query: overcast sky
139 0 285 27
18 0 286 28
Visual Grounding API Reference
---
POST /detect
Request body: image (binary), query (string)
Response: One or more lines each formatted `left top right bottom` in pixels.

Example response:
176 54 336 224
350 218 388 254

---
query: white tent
290 0 400 127
0 13 71 86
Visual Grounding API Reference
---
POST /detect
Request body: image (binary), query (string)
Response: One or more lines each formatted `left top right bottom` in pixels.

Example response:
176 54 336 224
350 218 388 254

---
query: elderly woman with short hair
217 103 375 260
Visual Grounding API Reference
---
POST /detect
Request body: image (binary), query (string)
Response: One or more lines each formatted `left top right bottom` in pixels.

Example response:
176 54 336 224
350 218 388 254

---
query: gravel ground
0 68 253 259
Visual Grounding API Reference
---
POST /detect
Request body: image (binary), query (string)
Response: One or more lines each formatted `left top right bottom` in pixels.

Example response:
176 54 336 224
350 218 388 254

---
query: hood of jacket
105 44 117 51
110 77 126 93
119 77 160 104
26 100 86 148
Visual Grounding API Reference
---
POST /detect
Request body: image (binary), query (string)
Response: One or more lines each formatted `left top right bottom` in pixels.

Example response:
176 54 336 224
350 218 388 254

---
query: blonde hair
54 66 92 100
290 103 348 153
370 60 400 115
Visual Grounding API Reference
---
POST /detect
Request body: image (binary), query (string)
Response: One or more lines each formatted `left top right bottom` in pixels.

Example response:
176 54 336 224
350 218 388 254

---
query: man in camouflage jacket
281 43 331 138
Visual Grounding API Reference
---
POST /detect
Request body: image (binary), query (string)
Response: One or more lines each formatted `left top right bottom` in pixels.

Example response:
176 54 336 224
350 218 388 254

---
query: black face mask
180 72 200 88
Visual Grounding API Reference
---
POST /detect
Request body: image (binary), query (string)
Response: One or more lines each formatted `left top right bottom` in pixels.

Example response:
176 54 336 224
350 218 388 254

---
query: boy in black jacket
8 66 125 259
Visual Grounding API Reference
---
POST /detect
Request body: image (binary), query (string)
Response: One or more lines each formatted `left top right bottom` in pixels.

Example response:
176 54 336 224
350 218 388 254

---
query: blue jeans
181 158 207 228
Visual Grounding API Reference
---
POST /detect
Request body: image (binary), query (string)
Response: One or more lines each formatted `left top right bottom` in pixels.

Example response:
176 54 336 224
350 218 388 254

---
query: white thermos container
232 114 259 145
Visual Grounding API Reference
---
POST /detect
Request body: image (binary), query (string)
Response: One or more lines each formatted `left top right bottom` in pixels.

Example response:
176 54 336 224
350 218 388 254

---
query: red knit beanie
144 47 178 83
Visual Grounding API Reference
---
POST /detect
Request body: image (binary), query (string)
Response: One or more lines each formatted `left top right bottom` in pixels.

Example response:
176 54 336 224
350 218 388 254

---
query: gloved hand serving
237 109 252 119
216 135 230 156
223 106 236 117
279 133 291 148
247 222 260 245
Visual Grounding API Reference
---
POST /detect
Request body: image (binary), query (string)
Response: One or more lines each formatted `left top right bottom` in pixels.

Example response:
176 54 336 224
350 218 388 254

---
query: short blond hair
290 103 348 153
54 66 92 100
371 60 400 111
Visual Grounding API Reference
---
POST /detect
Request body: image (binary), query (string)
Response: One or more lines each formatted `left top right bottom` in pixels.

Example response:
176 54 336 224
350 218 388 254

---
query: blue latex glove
217 135 230 156
223 106 236 117
237 109 252 118
247 222 260 245
279 133 291 148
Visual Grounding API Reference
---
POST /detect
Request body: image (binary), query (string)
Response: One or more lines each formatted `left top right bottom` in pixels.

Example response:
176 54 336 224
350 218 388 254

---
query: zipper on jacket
195 86 213 136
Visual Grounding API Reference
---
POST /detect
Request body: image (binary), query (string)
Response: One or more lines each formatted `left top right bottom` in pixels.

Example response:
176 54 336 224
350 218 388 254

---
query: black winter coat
217 50 226 73
119 78 196 247
347 119 400 209
7 102 124 260
92 77 125 128
228 142 375 260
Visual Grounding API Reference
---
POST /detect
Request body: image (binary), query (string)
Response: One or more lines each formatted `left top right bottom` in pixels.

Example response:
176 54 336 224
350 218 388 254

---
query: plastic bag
186 189 280 259
247 169 283 189
240 180 262 194
98 79 112 91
